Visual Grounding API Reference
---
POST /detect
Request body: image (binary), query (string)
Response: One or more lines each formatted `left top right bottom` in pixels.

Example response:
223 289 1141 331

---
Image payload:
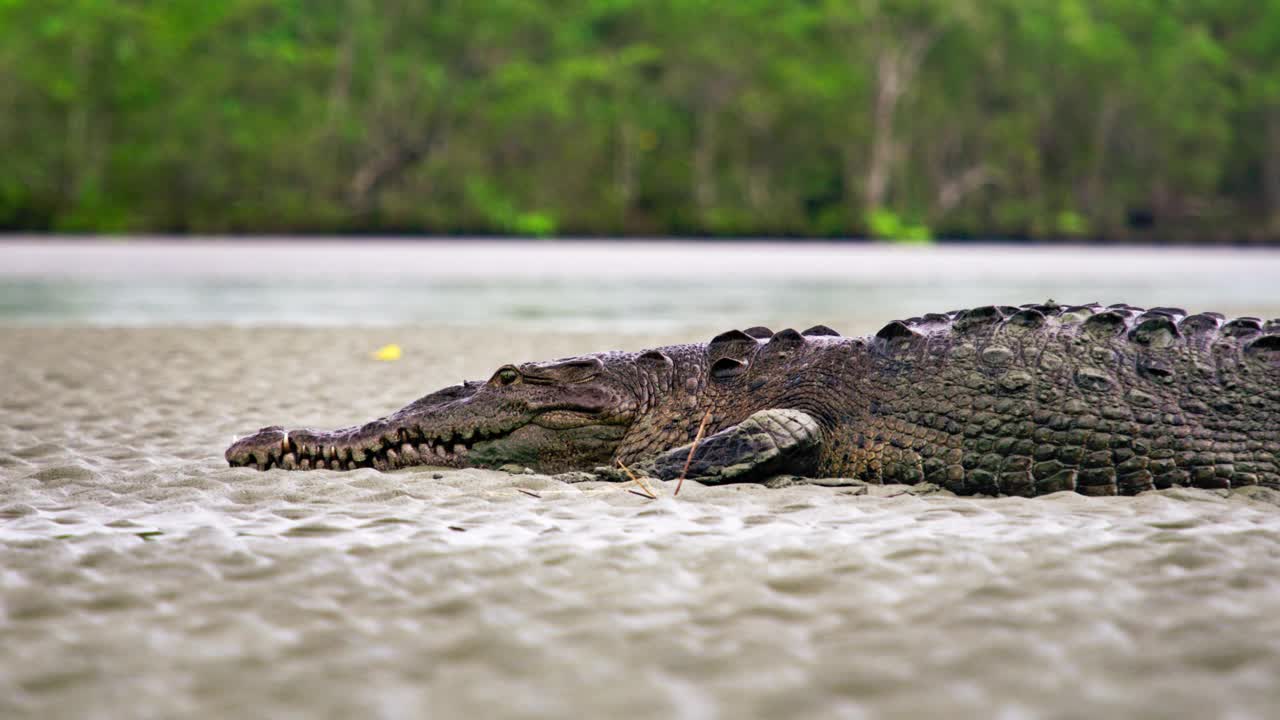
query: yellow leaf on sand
372 344 402 361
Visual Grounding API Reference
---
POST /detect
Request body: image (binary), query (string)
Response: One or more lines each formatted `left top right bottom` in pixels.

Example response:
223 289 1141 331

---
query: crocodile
226 302 1280 496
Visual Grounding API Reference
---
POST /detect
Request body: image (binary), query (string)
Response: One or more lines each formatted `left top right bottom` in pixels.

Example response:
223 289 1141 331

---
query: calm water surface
3 239 1279 330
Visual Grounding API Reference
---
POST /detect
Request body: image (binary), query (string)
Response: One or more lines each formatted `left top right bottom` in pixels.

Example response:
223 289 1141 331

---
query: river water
2 239 1279 719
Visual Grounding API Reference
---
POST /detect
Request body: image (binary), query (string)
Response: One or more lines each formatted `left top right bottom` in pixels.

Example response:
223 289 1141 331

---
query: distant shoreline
3 239 1278 330
3 237 1278 281
2 233 1279 248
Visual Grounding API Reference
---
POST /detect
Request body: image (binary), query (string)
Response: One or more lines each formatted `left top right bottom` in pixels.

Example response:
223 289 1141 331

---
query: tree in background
0 0 1276 242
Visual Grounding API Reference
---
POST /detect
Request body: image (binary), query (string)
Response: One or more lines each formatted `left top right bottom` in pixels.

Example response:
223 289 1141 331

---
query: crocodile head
225 354 645 473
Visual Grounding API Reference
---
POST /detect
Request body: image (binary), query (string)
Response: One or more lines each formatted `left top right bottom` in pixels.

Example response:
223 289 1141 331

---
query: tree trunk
862 31 936 215
348 118 447 210
934 165 990 217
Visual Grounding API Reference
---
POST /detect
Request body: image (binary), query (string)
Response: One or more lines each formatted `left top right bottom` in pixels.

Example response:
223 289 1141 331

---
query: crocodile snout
225 425 290 469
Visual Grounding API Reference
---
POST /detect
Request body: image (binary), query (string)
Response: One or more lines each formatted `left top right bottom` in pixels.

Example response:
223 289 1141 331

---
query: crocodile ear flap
709 357 748 381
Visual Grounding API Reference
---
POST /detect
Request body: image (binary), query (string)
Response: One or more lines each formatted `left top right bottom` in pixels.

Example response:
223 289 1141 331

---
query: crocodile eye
494 367 520 386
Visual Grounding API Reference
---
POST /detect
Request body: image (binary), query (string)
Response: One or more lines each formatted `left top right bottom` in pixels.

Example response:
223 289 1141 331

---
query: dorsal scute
1082 310 1131 338
766 328 805 349
1104 306 1144 323
1244 334 1280 367
707 328 761 380
742 326 774 339
1221 318 1263 339
801 324 840 337
1147 307 1188 321
707 329 760 360
952 305 1005 333
876 319 915 339
710 329 758 347
1178 313 1221 336
869 303 1264 356
1129 315 1180 348
874 320 924 355
1058 304 1099 324
908 313 954 335
1005 308 1047 329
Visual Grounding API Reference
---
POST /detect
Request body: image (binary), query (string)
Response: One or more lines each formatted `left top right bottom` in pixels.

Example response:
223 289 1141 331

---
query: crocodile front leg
646 408 822 485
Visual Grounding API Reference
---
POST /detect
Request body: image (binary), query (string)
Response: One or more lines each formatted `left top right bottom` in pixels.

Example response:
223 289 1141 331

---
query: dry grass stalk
675 408 713 496
616 459 658 499
517 488 542 498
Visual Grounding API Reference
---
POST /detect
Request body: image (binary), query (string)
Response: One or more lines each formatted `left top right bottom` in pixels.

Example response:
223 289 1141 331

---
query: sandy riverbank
2 325 1280 718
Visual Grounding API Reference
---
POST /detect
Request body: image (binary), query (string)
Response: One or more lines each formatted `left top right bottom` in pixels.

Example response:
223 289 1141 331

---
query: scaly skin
226 302 1280 497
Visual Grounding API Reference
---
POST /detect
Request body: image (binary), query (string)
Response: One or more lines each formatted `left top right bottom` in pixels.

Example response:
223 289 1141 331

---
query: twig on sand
627 489 658 500
517 488 542 499
616 459 658 499
676 409 713 496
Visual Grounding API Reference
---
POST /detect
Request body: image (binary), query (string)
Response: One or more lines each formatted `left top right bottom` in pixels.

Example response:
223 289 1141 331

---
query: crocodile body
227 302 1280 497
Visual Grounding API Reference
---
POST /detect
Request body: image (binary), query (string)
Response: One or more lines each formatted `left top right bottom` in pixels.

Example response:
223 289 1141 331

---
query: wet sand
3 325 1279 719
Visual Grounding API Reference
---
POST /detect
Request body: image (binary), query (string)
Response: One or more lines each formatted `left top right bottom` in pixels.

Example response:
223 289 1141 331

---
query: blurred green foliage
1 0 1279 241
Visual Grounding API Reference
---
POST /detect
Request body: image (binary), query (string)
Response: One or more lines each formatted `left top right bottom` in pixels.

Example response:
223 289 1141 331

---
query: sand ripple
2 327 1279 719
